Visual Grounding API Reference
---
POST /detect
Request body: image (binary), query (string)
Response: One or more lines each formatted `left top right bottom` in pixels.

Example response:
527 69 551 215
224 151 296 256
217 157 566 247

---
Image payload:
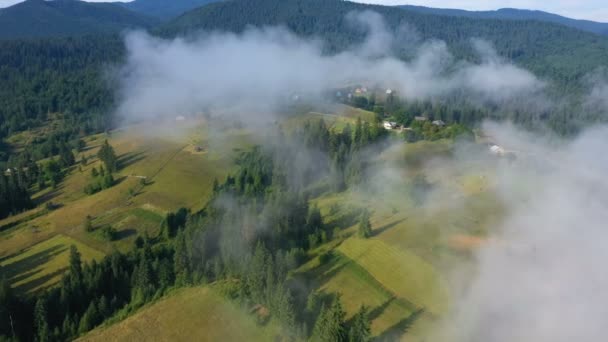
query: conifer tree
358 209 372 238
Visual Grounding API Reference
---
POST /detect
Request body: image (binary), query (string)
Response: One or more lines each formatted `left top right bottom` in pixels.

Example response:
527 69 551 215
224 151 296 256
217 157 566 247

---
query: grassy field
0 234 104 294
337 238 449 315
299 138 504 340
80 286 282 342
0 118 249 292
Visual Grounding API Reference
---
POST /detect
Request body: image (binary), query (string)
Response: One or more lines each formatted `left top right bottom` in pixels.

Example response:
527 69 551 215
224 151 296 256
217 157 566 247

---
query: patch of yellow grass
0 234 104 294
80 286 281 342
338 238 450 315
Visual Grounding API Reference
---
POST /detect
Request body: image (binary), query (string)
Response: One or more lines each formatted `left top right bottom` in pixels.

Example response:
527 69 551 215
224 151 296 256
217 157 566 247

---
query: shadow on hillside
368 297 396 322
373 218 407 237
0 244 66 282
118 151 146 170
375 308 425 341
15 268 67 294
115 228 137 241
34 186 63 206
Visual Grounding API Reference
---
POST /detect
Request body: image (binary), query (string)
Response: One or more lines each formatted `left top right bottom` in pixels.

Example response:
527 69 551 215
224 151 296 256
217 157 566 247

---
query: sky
0 0 605 22
353 0 608 22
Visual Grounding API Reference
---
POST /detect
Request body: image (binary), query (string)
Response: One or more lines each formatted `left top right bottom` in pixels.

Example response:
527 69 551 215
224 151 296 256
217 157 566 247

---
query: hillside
161 0 608 87
0 0 157 39
397 5 608 36
121 0 221 21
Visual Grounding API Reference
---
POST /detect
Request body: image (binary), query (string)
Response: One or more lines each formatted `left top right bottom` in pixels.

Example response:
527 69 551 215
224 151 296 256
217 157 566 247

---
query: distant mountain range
0 0 157 39
0 0 223 39
1 0 607 40
397 5 608 36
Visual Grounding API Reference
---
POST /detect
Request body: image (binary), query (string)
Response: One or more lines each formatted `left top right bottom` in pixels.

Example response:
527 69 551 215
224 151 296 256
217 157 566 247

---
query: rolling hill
397 5 608 36
120 0 221 21
160 0 608 86
0 0 157 39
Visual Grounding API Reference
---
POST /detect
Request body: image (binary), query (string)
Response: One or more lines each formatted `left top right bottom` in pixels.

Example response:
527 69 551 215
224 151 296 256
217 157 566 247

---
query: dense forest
0 34 124 140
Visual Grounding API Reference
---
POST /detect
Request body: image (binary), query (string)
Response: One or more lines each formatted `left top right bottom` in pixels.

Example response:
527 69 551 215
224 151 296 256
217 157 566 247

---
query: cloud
431 122 608 342
114 12 545 124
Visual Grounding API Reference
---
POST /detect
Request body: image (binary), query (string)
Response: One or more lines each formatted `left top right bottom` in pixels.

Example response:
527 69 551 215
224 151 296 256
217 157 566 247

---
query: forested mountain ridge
160 0 608 87
396 5 608 36
0 0 157 39
1 0 608 142
120 0 221 21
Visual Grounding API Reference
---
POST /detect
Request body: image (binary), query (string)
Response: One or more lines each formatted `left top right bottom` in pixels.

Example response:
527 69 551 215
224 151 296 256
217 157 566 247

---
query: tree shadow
368 297 396 322
34 186 64 206
375 308 425 342
0 244 67 283
118 151 146 170
15 267 67 294
115 228 137 241
373 218 407 237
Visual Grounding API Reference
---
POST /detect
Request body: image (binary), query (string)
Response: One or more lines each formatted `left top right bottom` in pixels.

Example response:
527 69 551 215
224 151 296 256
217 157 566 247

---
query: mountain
0 0 157 39
161 0 608 86
397 5 608 36
2 0 608 138
121 0 221 21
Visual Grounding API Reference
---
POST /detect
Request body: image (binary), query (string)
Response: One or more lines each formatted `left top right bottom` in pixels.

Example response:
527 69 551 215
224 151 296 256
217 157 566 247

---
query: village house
414 116 428 122
489 145 505 155
432 120 445 126
383 121 399 130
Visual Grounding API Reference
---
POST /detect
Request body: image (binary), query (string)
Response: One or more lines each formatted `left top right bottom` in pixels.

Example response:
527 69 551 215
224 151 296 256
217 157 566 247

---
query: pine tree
69 245 82 280
78 301 99 334
97 140 118 172
173 231 191 285
312 296 347 342
34 298 50 342
358 209 372 238
84 215 94 232
348 306 371 342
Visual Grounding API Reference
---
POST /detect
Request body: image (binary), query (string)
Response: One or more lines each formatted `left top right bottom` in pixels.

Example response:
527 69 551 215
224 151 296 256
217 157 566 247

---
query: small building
489 145 505 155
194 146 204 152
414 116 428 122
432 120 445 127
175 115 186 121
386 89 393 95
383 121 398 130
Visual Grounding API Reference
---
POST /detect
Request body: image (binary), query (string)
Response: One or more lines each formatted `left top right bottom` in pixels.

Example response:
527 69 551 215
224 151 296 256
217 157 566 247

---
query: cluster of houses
382 117 446 131
335 87 395 100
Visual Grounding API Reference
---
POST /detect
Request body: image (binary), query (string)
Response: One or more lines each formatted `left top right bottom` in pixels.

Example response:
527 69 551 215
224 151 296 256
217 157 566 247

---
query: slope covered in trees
160 0 608 87
121 0 221 21
396 5 608 36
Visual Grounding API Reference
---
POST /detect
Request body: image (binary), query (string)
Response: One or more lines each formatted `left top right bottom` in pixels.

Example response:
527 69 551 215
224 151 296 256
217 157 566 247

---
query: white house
383 121 398 130
432 120 445 126
490 145 505 155
386 89 393 95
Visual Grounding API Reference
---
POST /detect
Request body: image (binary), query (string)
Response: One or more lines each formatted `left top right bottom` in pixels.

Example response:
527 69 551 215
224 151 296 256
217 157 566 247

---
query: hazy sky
0 0 606 22
353 0 608 22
